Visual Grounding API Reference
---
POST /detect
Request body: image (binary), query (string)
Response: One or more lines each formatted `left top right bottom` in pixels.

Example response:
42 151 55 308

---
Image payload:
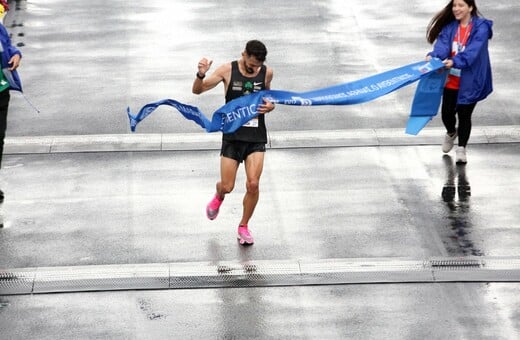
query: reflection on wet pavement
0 203 3 229
441 155 482 256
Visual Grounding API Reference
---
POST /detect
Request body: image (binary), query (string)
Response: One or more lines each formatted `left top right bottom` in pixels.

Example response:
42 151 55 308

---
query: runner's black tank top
223 60 267 143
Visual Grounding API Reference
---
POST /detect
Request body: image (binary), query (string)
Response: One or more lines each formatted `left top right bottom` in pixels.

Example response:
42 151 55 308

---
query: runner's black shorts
220 140 266 163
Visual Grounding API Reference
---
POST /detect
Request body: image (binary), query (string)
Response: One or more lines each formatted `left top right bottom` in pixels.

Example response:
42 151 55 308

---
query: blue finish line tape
127 59 447 136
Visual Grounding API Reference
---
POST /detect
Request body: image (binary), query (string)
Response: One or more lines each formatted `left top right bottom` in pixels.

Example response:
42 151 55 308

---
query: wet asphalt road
0 143 519 267
1 0 520 339
1 283 519 339
5 0 520 136
1 142 519 339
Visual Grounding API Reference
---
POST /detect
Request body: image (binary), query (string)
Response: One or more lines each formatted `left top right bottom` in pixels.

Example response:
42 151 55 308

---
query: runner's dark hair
245 40 267 62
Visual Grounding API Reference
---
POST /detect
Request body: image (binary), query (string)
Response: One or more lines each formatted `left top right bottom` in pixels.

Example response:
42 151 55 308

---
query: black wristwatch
196 72 205 79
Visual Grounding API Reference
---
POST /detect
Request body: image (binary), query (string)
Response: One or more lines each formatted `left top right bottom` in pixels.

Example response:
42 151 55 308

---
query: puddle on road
441 155 483 256
0 301 10 311
137 298 167 321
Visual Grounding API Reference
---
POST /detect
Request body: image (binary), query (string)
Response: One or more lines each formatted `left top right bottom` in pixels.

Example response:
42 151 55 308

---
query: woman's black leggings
0 89 10 169
441 88 476 148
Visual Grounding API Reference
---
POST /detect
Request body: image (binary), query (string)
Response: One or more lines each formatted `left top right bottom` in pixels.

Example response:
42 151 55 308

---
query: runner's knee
246 179 259 194
220 182 235 194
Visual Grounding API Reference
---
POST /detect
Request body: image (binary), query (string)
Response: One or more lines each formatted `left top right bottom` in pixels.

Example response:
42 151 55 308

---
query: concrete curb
1 256 519 295
4 125 520 154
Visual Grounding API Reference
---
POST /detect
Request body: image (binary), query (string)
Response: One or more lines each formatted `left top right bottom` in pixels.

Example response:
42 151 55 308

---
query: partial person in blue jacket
426 0 492 164
0 0 22 201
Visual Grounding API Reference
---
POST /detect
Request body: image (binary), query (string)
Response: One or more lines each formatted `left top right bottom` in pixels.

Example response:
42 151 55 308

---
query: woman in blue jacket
0 1 22 201
426 0 493 164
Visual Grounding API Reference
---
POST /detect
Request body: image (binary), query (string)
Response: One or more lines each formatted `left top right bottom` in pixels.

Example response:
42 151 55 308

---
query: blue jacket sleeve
428 24 453 60
0 24 23 91
0 24 22 62
7 44 22 58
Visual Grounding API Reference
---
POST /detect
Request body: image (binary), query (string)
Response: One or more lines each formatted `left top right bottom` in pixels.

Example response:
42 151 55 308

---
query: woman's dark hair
0 0 9 12
245 40 267 62
426 0 481 44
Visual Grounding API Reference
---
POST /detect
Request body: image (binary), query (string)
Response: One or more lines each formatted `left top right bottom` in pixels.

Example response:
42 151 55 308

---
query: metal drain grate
429 259 482 268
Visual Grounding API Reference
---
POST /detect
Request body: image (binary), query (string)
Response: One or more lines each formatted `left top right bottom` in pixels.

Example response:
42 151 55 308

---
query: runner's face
242 54 263 74
452 0 473 23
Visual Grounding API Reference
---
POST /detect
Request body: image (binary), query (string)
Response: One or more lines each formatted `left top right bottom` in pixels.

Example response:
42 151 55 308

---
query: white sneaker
442 132 458 153
455 146 467 164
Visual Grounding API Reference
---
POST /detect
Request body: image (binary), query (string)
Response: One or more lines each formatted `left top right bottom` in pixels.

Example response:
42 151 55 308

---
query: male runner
192 40 275 245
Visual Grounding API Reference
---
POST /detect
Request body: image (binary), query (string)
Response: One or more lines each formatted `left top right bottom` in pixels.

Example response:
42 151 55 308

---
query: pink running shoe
237 225 254 245
206 194 223 220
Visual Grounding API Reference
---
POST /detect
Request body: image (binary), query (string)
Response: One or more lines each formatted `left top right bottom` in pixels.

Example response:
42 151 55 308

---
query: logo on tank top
243 81 254 95
232 81 243 92
231 80 263 95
